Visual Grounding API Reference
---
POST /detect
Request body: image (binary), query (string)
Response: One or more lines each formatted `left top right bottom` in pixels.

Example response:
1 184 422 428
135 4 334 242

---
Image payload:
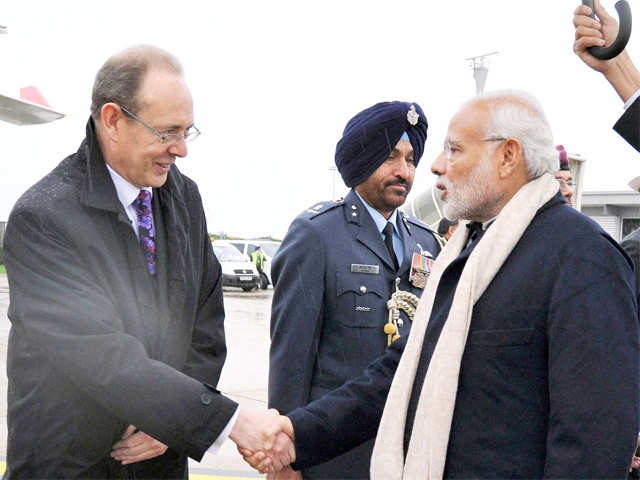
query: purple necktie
132 190 156 275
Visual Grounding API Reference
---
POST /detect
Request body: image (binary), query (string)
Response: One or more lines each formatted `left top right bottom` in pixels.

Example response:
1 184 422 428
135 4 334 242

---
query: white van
211 240 260 291
229 240 281 289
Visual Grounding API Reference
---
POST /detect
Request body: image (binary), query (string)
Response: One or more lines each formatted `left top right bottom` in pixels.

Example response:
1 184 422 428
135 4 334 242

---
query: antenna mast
466 51 499 94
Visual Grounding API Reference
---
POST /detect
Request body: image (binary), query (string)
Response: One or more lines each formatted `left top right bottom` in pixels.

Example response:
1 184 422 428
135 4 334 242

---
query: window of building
622 218 640 238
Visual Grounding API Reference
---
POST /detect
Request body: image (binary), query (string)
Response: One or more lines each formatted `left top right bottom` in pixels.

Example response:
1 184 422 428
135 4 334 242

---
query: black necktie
466 221 484 242
383 222 399 271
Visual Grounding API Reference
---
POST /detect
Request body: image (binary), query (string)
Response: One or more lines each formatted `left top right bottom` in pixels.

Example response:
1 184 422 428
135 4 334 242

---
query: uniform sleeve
269 216 326 414
183 203 227 388
544 235 639 477
4 210 237 461
288 334 405 470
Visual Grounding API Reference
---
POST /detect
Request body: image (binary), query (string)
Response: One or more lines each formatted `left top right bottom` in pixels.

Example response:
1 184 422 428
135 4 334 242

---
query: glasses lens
185 127 200 143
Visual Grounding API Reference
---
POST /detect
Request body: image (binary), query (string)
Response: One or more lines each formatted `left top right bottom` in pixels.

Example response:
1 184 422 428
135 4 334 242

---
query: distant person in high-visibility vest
251 245 265 275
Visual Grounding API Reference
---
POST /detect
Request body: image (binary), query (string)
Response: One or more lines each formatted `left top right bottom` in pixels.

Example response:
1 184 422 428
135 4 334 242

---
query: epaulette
302 198 345 219
400 211 446 246
400 210 435 232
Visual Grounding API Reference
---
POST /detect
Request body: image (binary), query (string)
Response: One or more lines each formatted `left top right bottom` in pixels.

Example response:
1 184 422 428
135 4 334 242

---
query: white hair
464 89 557 179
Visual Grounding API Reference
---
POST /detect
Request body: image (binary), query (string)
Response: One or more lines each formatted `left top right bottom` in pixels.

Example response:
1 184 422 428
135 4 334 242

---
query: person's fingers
594 0 615 23
257 457 275 474
113 432 143 450
574 10 601 30
575 25 604 41
574 4 593 16
260 409 281 450
111 431 168 464
119 445 167 465
113 442 167 464
120 425 137 440
280 416 294 440
574 35 606 54
237 446 253 457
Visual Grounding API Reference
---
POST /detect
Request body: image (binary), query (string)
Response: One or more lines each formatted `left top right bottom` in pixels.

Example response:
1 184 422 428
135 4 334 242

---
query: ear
497 138 525 179
100 103 125 142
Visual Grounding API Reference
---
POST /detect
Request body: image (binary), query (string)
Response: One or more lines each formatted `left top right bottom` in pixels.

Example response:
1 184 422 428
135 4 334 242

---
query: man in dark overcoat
574 4 640 472
249 90 640 478
3 45 281 479
268 101 441 479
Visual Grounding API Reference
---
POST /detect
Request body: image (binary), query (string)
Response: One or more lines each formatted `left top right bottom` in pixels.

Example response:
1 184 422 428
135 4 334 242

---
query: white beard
441 154 504 221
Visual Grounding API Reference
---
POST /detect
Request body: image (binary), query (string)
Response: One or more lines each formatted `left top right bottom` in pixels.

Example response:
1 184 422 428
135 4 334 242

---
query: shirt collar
354 190 400 235
105 163 152 209
482 217 496 230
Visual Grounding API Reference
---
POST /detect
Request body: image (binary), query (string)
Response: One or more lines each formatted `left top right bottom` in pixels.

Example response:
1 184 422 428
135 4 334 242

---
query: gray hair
90 44 183 121
466 89 557 179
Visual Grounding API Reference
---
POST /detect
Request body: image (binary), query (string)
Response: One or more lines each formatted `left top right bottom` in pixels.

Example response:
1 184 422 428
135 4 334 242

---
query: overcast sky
1 1 639 239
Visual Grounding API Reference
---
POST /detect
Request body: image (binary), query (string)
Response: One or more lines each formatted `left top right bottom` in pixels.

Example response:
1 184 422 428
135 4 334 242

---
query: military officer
268 101 441 479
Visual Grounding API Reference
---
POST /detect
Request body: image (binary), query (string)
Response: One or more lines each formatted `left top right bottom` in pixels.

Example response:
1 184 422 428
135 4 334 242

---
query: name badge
351 264 380 274
409 252 434 289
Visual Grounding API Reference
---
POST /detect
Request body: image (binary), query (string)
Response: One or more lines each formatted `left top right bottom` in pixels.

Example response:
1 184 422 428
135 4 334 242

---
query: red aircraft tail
20 86 50 107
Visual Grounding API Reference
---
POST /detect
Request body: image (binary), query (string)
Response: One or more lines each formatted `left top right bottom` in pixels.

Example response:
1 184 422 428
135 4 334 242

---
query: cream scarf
370 173 558 479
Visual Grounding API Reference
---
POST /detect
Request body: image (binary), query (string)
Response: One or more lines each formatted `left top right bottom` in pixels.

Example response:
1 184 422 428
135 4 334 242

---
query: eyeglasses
443 137 507 160
118 104 201 144
556 178 576 188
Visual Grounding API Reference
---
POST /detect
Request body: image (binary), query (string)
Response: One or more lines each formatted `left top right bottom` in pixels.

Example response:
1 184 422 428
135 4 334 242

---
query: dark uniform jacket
288 192 640 478
269 189 440 479
3 120 238 478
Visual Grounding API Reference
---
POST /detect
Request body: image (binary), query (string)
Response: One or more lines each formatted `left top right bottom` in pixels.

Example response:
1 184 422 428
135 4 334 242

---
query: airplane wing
0 92 65 125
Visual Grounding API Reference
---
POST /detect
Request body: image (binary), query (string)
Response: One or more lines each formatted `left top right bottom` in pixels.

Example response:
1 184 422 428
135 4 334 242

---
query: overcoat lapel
155 176 188 328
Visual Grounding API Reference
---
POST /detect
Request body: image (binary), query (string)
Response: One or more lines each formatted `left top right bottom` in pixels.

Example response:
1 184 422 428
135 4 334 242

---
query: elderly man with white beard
244 89 639 479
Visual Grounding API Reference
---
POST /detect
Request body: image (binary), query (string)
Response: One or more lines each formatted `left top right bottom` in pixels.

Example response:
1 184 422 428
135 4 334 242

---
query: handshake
229 408 300 478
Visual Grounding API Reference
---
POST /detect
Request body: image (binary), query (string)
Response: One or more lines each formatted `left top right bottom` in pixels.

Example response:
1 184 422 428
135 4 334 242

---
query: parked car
212 240 259 291
229 239 281 289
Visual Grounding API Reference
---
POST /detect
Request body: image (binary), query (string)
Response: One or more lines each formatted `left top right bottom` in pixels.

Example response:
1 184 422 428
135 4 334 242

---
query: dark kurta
288 193 640 478
3 120 237 478
269 189 440 478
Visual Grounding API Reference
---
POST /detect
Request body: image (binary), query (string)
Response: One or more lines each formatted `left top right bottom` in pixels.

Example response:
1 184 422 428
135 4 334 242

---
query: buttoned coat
269 189 440 478
3 120 237 478
288 193 640 478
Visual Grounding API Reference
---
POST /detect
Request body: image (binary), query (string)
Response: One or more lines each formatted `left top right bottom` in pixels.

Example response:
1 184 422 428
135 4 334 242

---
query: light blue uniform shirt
355 190 404 266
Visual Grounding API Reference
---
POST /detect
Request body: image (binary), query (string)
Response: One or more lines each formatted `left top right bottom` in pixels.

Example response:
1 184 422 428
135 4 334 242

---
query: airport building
581 191 640 242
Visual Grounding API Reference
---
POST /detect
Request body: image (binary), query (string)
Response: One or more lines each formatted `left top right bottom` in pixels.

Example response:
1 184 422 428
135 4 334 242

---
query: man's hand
241 431 296 473
630 434 640 471
267 465 303 479
230 410 295 471
111 425 168 465
573 0 640 102
573 0 621 73
230 409 295 473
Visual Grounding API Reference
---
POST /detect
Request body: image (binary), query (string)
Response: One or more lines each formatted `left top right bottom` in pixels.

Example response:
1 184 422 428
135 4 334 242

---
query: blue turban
335 101 428 187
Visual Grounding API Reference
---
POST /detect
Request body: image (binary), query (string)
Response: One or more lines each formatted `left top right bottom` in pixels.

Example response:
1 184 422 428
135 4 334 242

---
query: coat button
201 393 212 405
360 286 367 294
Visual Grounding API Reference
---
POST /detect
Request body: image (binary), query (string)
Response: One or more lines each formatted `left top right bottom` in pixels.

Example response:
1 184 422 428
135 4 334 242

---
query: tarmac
0 273 268 478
